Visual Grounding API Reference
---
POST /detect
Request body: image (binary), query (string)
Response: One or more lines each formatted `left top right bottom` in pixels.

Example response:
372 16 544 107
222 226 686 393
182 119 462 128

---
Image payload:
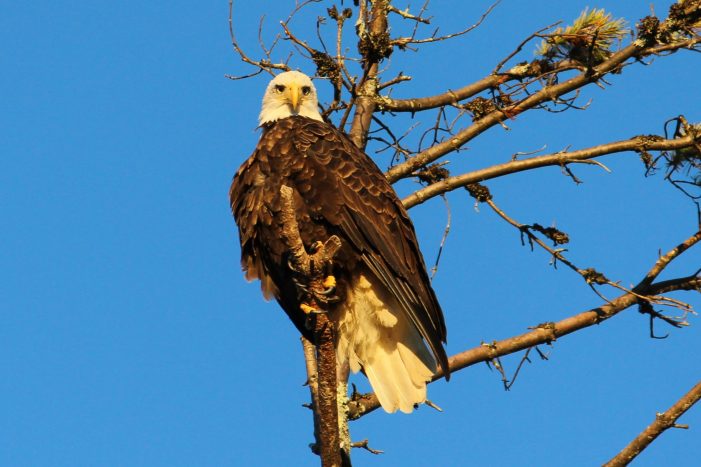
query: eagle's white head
259 71 323 126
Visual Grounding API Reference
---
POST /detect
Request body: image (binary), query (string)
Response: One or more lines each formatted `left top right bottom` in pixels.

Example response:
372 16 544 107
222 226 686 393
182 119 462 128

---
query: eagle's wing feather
229 157 278 300
296 119 449 376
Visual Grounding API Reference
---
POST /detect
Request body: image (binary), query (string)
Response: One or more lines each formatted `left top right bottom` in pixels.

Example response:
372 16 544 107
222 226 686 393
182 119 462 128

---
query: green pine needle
536 8 628 63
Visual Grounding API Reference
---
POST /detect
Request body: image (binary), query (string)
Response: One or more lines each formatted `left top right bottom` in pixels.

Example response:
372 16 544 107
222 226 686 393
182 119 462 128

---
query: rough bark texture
315 313 342 467
348 0 388 149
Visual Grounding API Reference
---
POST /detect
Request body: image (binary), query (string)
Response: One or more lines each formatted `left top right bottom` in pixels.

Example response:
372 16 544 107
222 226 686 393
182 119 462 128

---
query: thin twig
351 439 384 455
430 195 451 280
391 1 500 47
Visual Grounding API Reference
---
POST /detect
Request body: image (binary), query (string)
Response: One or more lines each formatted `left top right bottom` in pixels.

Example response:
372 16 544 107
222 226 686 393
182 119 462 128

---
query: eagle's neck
259 115 321 131
258 102 323 126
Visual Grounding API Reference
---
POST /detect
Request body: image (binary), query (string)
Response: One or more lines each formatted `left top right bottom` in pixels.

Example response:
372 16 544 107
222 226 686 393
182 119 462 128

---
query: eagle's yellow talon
322 275 336 290
300 303 317 314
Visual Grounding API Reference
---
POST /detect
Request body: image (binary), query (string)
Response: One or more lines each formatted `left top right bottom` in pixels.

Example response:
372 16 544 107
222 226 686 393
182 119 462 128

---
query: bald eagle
230 71 449 413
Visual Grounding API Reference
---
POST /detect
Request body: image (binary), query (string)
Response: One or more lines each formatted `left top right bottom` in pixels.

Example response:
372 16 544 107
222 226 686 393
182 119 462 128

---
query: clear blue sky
2 1 699 466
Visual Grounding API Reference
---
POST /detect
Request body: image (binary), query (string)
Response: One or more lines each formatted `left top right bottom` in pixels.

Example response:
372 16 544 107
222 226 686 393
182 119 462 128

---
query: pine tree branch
385 19 700 183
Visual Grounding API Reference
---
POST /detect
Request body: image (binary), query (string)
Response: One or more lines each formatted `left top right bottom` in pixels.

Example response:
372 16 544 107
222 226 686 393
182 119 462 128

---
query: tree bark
315 313 343 467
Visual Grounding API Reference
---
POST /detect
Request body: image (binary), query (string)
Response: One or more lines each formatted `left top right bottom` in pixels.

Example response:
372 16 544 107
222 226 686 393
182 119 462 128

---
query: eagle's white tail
336 274 436 413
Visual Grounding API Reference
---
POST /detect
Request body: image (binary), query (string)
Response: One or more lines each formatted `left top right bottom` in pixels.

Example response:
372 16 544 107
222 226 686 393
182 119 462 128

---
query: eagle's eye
301 86 311 96
274 84 286 93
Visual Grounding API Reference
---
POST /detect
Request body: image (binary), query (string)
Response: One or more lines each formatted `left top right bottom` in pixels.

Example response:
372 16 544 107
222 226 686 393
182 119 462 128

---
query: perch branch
279 186 344 467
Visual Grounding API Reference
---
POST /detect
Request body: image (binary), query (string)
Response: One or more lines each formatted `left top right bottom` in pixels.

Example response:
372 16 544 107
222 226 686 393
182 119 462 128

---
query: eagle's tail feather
337 274 436 414
363 337 434 413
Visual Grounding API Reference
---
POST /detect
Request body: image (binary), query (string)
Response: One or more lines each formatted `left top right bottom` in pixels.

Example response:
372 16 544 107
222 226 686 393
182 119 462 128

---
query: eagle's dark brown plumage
230 71 448 413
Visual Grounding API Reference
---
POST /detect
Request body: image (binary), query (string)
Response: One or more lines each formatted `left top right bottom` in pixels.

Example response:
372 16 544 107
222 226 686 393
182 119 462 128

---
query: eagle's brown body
230 115 448 412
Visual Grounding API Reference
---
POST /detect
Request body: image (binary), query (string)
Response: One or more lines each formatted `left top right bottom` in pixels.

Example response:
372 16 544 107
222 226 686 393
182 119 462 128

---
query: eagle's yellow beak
289 85 300 112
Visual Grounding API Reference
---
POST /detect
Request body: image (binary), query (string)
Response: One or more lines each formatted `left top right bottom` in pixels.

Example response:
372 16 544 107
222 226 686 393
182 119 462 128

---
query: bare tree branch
348 273 700 420
391 1 500 48
348 229 701 419
638 230 701 288
227 0 291 76
402 133 700 208
377 75 500 113
604 380 701 466
351 438 384 455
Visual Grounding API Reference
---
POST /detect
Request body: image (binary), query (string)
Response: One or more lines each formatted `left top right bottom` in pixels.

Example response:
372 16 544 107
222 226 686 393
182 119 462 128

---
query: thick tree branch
348 0 389 149
315 313 342 467
377 75 499 112
375 60 581 113
604 380 701 466
402 133 699 208
348 228 701 419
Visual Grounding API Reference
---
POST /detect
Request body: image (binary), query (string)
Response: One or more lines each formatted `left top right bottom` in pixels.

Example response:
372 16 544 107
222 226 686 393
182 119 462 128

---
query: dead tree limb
603 380 701 466
315 312 343 467
348 229 701 419
348 274 700 420
401 133 700 208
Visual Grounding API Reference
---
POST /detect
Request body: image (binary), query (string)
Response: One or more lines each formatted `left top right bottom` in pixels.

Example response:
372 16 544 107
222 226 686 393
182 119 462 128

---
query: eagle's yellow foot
315 275 337 300
300 303 320 314
322 275 336 291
